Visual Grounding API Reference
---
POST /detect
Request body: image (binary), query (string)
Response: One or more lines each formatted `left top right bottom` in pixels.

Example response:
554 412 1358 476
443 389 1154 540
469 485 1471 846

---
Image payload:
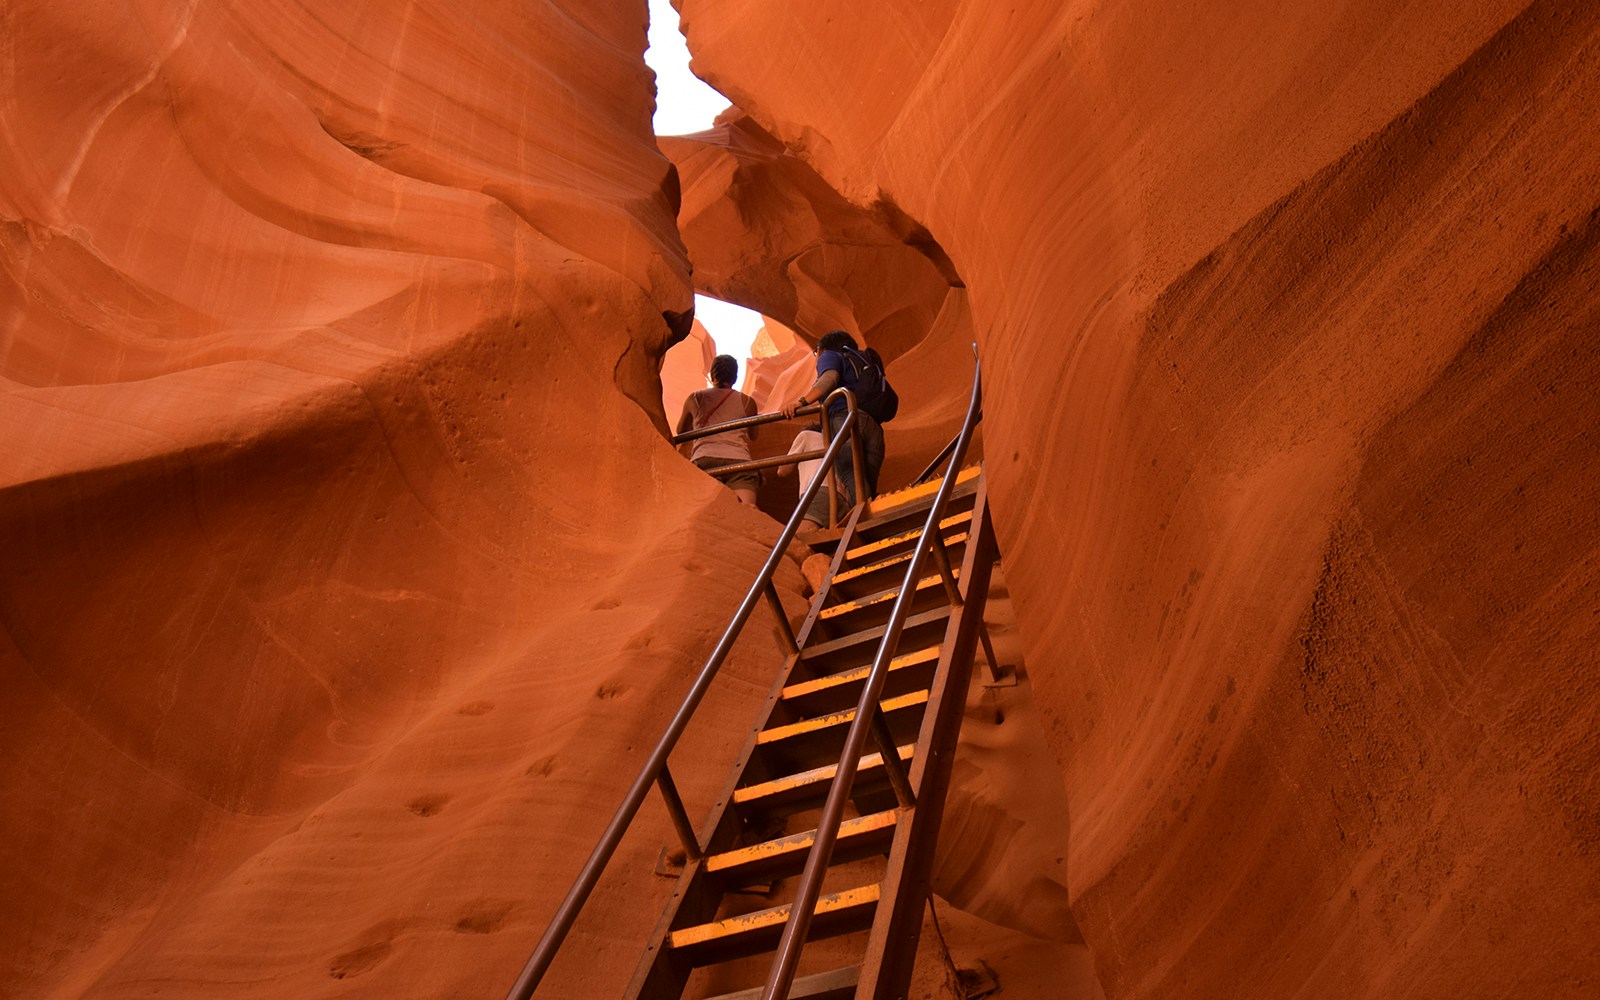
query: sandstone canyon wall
1 3 803 997
676 0 1600 996
5 0 1598 998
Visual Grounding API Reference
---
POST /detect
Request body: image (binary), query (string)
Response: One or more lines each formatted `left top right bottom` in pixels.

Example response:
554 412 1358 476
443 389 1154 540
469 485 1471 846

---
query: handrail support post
928 533 963 608
848 397 868 512
979 623 1006 683
655 765 702 862
764 581 799 654
869 708 916 809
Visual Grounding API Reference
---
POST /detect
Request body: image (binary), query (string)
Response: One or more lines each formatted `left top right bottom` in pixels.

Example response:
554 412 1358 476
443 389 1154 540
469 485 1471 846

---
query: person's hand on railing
779 394 812 420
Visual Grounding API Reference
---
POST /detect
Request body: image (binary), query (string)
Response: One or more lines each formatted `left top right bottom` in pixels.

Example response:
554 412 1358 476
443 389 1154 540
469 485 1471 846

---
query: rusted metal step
781 645 941 719
706 810 898 886
853 468 980 536
733 744 916 817
841 509 974 570
755 689 930 771
667 885 880 965
700 966 859 1000
794 469 979 553
817 573 950 636
798 606 952 676
828 527 972 599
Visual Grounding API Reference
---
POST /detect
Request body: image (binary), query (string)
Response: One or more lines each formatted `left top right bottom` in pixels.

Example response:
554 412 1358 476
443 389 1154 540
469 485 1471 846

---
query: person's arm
781 368 840 418
744 393 758 440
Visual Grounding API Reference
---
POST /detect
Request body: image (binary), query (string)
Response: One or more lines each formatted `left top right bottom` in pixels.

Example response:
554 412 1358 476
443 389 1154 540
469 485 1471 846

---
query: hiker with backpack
781 330 898 512
677 354 760 505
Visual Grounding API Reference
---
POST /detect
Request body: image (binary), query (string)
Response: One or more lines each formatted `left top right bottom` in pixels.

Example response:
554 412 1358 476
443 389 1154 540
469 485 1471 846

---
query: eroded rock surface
679 0 1600 996
664 116 981 490
6 1 1599 998
1 3 801 997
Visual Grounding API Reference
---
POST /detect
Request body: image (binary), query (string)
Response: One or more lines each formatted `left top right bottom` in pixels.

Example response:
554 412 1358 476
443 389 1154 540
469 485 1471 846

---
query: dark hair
816 330 858 354
709 354 739 387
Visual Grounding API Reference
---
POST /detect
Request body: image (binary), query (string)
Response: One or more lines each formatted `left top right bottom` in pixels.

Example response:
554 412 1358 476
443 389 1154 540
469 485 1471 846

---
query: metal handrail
502 402 864 1000
669 401 826 445
760 348 984 1000
672 388 867 527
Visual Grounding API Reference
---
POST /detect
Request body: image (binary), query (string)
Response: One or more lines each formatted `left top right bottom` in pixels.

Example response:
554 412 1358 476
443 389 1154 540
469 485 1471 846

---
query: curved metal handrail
503 396 865 1000
760 348 984 999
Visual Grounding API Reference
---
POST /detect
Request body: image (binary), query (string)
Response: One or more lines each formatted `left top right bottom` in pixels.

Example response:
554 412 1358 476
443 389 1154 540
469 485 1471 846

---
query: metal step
705 810 898 886
755 689 930 771
859 465 982 526
841 510 974 569
667 885 880 965
781 645 941 718
733 744 916 817
798 606 952 676
817 573 950 636
794 469 979 553
828 527 971 599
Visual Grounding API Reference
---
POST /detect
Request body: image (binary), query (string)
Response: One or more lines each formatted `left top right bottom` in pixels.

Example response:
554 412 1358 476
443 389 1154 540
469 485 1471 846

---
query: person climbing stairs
504 355 996 1000
623 466 997 1000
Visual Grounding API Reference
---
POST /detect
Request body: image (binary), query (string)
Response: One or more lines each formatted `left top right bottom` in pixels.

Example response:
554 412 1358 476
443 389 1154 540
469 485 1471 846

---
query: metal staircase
505 355 997 1000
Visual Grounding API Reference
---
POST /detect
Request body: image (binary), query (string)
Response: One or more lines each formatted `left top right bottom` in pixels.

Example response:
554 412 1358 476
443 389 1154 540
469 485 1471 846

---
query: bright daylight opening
645 0 730 136
645 1 764 378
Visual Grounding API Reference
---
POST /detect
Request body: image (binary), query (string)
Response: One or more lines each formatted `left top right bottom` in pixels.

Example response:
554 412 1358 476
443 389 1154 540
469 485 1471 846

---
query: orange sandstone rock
660 317 718 418
679 0 1600 996
0 2 797 998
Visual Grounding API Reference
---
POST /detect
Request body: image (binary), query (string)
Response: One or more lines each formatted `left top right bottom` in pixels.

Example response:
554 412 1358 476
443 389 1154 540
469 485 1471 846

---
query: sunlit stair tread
798 608 953 672
844 511 973 564
831 531 971 587
733 744 916 813
700 965 860 1000
705 811 898 884
784 645 941 702
756 689 930 763
818 574 948 622
780 646 943 719
667 884 881 964
760 690 930 743
861 465 981 521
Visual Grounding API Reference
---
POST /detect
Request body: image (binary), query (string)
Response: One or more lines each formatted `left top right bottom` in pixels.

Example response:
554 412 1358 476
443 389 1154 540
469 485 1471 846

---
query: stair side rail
503 387 864 1000
761 347 986 1000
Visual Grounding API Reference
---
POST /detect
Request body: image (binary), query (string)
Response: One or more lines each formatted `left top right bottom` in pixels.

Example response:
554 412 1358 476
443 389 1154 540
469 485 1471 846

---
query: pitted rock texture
1 2 801 997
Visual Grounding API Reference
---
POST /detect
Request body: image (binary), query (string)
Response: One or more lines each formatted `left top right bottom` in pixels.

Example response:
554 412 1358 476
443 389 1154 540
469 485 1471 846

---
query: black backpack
840 346 899 423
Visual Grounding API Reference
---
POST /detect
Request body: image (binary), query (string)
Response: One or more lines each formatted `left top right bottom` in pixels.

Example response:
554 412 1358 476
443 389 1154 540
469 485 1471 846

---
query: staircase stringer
854 479 999 1000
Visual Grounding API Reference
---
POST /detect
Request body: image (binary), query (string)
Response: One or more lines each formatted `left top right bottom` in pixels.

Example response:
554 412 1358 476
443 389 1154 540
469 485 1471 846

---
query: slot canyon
2 1 1596 997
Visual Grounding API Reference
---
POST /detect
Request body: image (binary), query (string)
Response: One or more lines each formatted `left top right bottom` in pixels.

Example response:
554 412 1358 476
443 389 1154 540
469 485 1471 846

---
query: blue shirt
816 349 856 418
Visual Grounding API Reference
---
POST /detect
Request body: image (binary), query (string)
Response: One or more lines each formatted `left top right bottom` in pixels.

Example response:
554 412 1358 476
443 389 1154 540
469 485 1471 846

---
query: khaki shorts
693 455 760 492
801 481 835 526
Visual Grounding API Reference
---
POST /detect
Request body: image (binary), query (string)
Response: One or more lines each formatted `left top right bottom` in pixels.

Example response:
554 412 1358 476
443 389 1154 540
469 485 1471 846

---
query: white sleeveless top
688 388 755 461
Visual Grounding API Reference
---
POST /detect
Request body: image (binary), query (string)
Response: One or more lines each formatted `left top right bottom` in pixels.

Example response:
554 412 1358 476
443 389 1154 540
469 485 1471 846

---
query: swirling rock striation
678 0 1600 996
